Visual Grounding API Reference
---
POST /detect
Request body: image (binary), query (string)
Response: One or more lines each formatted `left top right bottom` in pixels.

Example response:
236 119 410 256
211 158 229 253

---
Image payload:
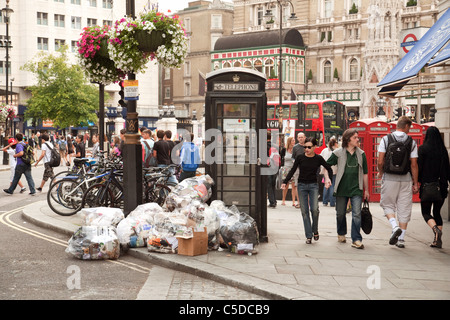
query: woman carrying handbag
418 126 450 248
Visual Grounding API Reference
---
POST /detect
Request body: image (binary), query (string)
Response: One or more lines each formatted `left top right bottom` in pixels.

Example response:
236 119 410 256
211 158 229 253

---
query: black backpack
383 134 413 175
45 142 61 167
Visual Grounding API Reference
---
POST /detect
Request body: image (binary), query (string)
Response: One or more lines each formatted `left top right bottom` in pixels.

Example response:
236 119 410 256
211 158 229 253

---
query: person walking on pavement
266 131 280 208
3 133 36 196
2 138 26 193
153 129 177 185
281 137 332 244
418 126 450 248
34 133 55 192
320 138 338 207
377 116 419 248
280 137 299 207
75 134 86 159
326 130 369 249
179 133 201 182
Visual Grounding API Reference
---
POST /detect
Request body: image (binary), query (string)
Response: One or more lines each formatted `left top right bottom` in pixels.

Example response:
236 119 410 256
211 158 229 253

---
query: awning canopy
378 8 450 97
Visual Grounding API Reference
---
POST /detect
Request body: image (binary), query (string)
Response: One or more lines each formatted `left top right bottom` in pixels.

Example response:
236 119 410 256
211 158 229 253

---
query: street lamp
376 97 387 121
2 0 13 165
265 0 297 145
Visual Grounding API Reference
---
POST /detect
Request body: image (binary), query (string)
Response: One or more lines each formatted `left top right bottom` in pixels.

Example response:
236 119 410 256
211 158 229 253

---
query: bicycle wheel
145 184 171 207
82 183 115 208
47 180 84 216
50 170 81 188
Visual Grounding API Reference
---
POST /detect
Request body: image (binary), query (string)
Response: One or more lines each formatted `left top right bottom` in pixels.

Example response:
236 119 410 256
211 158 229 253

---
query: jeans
179 170 196 183
7 162 36 194
298 182 319 239
322 174 336 206
157 164 178 185
267 173 277 206
335 195 363 242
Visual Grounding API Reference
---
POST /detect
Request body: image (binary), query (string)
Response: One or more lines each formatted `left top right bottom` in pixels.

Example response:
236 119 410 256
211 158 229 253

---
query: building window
257 6 264 26
54 0 64 3
102 0 113 9
289 58 296 82
223 62 231 68
0 61 11 75
71 16 81 29
184 82 191 96
323 60 332 83
184 18 191 32
211 14 222 29
234 61 242 68
54 14 65 28
254 59 263 73
297 60 304 84
37 12 48 25
349 58 358 80
184 61 191 76
38 37 49 51
55 39 66 51
243 60 252 69
164 68 171 80
89 0 97 6
164 86 171 99
265 58 275 78
324 0 333 18
71 0 81 4
87 18 97 27
103 20 112 27
71 40 77 53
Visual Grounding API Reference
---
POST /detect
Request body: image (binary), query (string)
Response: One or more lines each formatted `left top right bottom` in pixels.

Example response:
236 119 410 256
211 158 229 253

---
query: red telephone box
421 122 435 136
350 119 390 202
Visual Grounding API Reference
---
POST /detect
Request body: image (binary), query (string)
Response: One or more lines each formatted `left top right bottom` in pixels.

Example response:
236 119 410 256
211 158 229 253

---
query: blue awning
428 41 450 67
378 8 450 97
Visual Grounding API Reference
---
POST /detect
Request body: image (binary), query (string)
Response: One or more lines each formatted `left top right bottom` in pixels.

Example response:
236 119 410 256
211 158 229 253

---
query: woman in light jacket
326 129 369 249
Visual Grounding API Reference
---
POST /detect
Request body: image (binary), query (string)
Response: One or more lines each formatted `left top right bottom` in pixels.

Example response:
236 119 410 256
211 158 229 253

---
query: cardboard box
177 227 208 256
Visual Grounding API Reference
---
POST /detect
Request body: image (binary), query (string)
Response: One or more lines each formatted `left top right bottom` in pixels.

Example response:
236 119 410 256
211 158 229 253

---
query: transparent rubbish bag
66 226 120 260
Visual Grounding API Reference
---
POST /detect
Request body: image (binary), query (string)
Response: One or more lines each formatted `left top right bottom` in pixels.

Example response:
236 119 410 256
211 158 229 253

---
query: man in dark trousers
153 129 177 185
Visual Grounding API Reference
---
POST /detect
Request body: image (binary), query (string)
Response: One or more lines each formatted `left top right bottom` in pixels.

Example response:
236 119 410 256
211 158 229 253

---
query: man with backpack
179 133 201 182
34 133 56 192
377 116 419 248
3 133 37 196
141 129 155 168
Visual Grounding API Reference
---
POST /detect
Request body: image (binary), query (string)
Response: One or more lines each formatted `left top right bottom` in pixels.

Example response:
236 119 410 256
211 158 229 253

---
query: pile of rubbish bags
66 175 259 260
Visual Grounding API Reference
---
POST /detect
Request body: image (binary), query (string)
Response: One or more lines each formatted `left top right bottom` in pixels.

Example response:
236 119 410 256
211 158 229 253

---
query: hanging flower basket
0 104 15 123
107 11 188 73
77 25 125 84
134 29 165 53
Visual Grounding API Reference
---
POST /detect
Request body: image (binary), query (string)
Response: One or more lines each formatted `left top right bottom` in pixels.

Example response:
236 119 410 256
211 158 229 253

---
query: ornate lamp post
265 0 297 144
2 0 13 165
376 97 387 121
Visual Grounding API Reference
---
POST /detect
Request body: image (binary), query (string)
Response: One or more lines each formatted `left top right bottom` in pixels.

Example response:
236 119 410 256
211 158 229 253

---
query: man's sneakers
3 189 12 195
351 240 364 249
396 239 405 248
20 187 27 193
389 227 402 245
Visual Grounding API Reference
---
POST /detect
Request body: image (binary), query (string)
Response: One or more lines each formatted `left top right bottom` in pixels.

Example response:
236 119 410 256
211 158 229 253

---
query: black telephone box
205 68 268 242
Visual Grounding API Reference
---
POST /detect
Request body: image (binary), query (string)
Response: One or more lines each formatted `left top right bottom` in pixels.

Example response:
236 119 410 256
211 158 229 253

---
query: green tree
20 46 101 129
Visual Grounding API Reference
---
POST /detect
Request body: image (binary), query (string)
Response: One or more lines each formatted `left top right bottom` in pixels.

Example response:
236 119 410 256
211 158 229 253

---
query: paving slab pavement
21 199 450 300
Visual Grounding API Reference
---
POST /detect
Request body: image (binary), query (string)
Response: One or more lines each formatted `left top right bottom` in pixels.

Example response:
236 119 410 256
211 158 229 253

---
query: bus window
267 105 275 118
275 105 290 119
306 104 320 119
305 131 323 148
290 104 298 119
323 101 336 119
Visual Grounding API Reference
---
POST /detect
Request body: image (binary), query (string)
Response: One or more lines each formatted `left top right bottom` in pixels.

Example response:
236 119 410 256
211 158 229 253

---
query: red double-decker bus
267 99 347 154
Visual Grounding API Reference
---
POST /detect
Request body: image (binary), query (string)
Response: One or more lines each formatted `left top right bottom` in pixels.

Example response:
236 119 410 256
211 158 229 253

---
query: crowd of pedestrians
275 116 449 250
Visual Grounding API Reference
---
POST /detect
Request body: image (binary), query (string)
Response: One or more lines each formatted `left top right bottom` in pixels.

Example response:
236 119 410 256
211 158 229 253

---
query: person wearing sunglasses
281 137 332 244
326 129 369 249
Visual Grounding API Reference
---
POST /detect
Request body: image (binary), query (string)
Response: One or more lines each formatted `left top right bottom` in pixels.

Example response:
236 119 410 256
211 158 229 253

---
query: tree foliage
20 46 102 129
